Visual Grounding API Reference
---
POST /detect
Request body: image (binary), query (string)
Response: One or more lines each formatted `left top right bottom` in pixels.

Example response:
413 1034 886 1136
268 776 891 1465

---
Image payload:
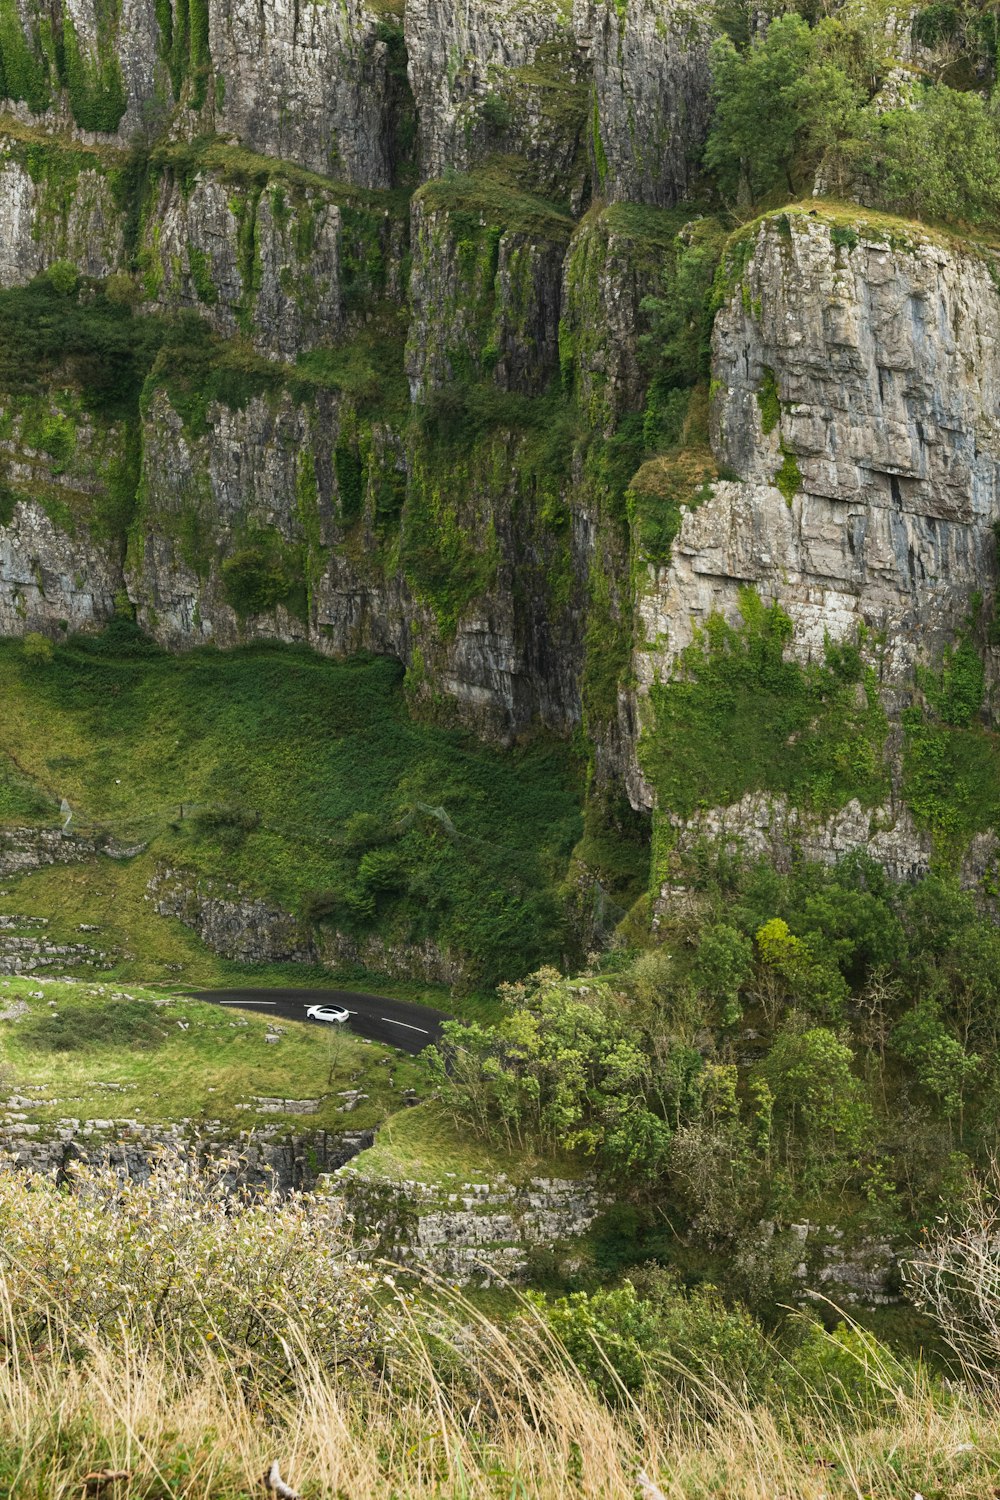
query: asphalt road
184 986 453 1054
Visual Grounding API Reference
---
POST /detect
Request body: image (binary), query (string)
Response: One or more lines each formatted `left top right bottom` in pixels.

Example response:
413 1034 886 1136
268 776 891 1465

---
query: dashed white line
381 1017 430 1034
218 999 276 1005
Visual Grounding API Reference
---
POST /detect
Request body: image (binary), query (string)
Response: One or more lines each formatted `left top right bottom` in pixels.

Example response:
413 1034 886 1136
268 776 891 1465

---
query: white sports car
305 1003 350 1024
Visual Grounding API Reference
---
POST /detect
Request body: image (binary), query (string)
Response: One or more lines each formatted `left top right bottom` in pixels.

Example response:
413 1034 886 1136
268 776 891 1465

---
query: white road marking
218 999 276 1005
381 1017 429 1034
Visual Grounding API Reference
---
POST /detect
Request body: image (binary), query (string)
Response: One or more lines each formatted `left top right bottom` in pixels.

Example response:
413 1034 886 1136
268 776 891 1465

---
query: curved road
184 987 453 1055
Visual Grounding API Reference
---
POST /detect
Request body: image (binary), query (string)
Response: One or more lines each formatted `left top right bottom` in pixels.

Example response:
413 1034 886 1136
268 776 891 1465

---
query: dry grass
0 1314 997 1499
0 1163 996 1498
0 1269 996 1498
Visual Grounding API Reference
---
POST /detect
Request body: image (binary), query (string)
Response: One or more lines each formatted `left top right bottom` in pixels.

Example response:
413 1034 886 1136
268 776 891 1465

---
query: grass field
0 975 426 1132
0 628 585 990
348 1097 585 1188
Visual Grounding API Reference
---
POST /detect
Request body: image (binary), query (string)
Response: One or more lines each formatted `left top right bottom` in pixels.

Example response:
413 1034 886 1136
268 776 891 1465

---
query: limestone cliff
2 0 1000 959
632 211 1000 895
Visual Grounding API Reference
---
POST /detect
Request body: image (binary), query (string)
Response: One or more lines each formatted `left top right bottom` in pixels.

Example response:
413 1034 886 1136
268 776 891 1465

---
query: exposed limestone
0 144 123 286
1 1119 372 1191
141 169 343 357
338 1163 603 1284
405 190 570 399
651 793 1000 907
709 217 1000 689
206 0 397 186
146 865 464 984
631 215 1000 875
404 0 588 200
0 500 122 636
578 0 715 207
148 866 316 963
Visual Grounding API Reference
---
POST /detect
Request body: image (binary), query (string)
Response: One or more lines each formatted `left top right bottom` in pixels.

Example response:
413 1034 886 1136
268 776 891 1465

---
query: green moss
591 94 609 184
830 224 859 252
416 173 573 242
0 0 51 113
185 244 217 306
756 366 780 435
627 448 715 567
774 443 802 505
219 528 307 622
582 553 631 734
151 0 210 108
640 589 890 823
400 442 500 639
334 442 365 525
19 404 76 471
62 5 126 134
901 624 994 865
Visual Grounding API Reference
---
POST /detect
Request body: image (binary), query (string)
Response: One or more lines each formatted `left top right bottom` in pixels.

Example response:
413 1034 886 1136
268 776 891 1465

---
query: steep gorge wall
1 0 1000 919
632 213 1000 896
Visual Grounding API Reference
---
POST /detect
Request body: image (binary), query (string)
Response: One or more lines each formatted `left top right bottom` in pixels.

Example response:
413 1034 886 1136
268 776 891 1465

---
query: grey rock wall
405 190 571 399
207 0 397 185
0 142 123 286
632 212 1000 878
338 1161 603 1284
577 0 715 207
147 865 464 984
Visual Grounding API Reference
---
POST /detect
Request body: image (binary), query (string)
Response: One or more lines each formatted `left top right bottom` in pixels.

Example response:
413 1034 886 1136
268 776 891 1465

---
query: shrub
44 260 79 295
0 1159 378 1384
21 631 53 663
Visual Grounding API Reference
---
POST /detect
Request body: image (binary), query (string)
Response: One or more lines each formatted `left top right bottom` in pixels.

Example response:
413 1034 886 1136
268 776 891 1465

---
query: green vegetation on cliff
0 629 583 988
640 589 889 824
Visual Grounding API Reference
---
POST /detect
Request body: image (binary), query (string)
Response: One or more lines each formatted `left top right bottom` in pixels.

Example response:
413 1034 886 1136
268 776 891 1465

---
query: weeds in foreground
0 1159 996 1498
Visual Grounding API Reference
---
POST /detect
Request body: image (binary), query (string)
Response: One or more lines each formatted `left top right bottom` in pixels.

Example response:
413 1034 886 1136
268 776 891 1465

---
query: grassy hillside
0 975 426 1132
0 627 584 988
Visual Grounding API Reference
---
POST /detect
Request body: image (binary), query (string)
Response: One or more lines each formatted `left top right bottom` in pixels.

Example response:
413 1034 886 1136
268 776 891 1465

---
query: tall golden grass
0 1161 996 1498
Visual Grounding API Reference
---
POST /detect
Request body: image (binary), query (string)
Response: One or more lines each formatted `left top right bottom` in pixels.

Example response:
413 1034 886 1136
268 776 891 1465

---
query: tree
760 1026 871 1155
704 15 864 203
891 1001 980 1124
847 85 1000 226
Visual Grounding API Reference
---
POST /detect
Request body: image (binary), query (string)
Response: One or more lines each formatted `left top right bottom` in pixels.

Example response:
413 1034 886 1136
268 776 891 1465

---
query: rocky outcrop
404 0 588 201
125 371 591 740
0 0 400 185
205 0 399 185
405 186 571 398
651 792 1000 905
708 216 1000 689
561 203 674 434
2 1117 373 1191
0 826 142 880
631 212 1000 879
0 498 122 635
148 866 317 962
0 140 123 286
141 170 343 357
338 1161 603 1284
0 911 111 973
579 0 715 207
147 865 464 983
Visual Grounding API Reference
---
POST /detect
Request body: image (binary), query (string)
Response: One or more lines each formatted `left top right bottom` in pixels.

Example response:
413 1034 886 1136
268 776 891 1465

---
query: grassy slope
0 975 427 1132
348 1098 585 1187
0 631 584 991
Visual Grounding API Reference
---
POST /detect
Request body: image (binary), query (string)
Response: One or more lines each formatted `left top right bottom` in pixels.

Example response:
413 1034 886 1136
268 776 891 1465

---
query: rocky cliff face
632 212 1000 892
2 0 1000 940
636 218 1000 705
